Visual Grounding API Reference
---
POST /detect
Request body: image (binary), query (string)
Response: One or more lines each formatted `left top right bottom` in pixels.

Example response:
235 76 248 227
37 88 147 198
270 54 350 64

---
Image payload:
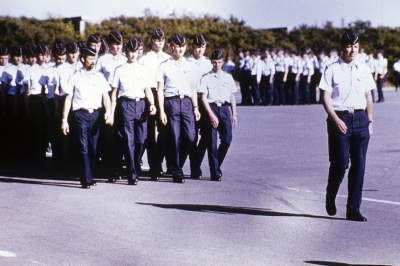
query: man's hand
194 108 201 122
210 113 219 128
160 112 167 125
369 123 373 137
61 121 69 136
149 104 157 115
231 114 238 128
335 118 347 134
105 112 112 125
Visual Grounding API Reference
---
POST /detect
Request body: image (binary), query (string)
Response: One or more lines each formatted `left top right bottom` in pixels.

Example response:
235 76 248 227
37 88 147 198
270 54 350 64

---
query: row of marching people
0 29 238 189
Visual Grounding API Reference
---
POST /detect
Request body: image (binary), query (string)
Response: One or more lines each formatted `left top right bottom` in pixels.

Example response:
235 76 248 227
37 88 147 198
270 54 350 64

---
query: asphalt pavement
1 89 400 266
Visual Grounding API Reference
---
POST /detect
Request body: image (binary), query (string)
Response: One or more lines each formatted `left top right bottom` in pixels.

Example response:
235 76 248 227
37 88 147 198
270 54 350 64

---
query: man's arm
201 93 218 129
322 90 347 134
230 94 238 128
365 90 373 136
109 87 118 126
144 86 156 115
102 91 111 125
190 82 200 121
61 94 72 135
157 81 167 125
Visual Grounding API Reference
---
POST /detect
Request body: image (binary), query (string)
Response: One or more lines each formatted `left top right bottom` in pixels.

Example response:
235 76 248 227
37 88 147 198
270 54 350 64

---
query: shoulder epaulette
202 72 210 77
325 61 339 70
160 58 170 64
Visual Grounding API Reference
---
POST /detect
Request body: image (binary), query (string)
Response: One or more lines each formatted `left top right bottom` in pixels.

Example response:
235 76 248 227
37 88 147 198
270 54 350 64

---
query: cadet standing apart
199 49 238 180
157 34 201 183
62 47 112 189
320 30 374 222
374 50 387 103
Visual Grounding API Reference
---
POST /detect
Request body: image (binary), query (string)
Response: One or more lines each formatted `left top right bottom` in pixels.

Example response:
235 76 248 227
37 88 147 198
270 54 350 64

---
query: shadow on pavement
304 261 394 266
136 202 345 221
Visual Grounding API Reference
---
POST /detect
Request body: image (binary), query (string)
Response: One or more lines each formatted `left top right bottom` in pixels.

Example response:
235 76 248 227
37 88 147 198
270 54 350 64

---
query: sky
1 0 400 30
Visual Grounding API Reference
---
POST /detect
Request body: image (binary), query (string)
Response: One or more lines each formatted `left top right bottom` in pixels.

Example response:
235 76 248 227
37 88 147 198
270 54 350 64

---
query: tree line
1 14 400 84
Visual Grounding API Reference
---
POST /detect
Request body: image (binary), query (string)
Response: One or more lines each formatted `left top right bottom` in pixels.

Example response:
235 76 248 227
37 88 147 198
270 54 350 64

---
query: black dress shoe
82 184 91 189
191 173 202 179
89 181 97 186
325 197 337 216
172 176 185 183
150 175 159 181
210 176 221 181
346 212 367 222
128 179 138 185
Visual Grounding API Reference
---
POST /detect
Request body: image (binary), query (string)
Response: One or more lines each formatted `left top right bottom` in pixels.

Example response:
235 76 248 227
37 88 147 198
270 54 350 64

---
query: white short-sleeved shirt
319 58 376 111
139 50 170 88
23 63 49 95
111 62 150 99
95 53 127 85
199 70 237 103
39 66 57 99
318 56 330 74
66 61 83 72
375 57 388 75
0 64 10 91
250 57 262 82
394 62 400 72
65 69 111 111
157 58 198 97
290 57 302 74
275 55 287 72
261 58 275 76
365 56 376 74
54 63 77 97
0 64 26 95
302 59 314 76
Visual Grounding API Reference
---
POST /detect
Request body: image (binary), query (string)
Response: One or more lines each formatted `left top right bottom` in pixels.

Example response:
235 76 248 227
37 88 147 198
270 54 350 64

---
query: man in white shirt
393 58 400 92
249 49 262 106
375 50 388 103
139 29 170 180
320 30 375 222
61 47 112 189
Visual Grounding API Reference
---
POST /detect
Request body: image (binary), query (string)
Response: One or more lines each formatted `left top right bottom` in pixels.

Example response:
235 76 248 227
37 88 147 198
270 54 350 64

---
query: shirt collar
339 57 359 70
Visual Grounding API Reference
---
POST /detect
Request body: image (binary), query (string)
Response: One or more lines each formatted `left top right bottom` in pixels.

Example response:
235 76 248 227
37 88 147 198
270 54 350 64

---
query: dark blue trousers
377 75 385 102
326 110 370 214
260 75 273 105
189 100 207 176
239 71 252 105
250 75 261 105
116 98 147 180
205 105 233 177
287 73 300 105
74 109 100 186
300 75 310 104
165 97 196 177
273 71 286 105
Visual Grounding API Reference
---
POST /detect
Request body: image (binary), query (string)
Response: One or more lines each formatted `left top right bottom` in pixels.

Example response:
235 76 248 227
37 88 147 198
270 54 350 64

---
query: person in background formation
393 58 400 92
110 38 156 185
309 50 319 103
199 49 238 181
286 50 302 105
24 43 49 167
249 49 262 106
365 50 376 102
235 48 248 106
0 46 10 159
374 50 387 103
316 49 329 103
139 28 170 180
99 39 108 57
329 48 339 64
299 50 314 104
61 47 112 189
259 52 275 106
320 29 374 222
223 54 235 74
187 34 212 179
135 37 144 58
156 34 201 183
273 48 288 105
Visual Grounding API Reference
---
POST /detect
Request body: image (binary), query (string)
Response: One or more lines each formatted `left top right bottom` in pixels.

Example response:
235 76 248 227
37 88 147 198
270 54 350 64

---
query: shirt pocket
356 76 368 92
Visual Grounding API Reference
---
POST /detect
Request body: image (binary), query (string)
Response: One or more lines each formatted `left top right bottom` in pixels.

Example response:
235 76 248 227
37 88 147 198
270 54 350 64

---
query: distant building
63 16 86 36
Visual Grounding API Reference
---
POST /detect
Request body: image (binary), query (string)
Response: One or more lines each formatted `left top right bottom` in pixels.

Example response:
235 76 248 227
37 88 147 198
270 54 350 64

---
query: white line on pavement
285 187 400 206
0 250 16 257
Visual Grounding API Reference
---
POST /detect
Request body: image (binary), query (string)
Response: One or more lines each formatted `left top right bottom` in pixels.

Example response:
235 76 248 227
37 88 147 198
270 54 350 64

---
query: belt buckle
216 102 222 107
88 109 94 114
179 95 184 99
348 109 354 114
135 97 140 102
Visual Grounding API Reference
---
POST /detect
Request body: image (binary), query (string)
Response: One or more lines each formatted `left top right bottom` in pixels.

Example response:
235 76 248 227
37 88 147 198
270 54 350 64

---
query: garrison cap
10 46 23 57
192 34 206 46
0 46 9 56
108 30 123 44
134 37 144 47
151 29 165 40
77 41 86 49
170 34 186 47
291 49 298 56
53 43 66 56
25 44 37 57
100 39 108 55
167 36 173 45
341 30 359 47
260 53 267 60
210 49 224 60
235 48 242 54
125 38 139 52
36 43 48 55
80 47 97 57
87 34 101 45
251 49 260 55
66 41 79 53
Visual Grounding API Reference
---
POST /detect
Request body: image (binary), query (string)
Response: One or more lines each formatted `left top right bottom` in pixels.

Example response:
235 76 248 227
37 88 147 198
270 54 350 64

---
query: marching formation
0 29 238 188
235 46 389 106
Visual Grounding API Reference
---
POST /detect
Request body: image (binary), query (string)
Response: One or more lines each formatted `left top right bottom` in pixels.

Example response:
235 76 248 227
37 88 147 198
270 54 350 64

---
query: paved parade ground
1 90 400 266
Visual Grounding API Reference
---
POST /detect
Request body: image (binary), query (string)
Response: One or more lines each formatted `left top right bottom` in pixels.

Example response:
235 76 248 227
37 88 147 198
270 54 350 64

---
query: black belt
335 109 364 114
210 102 230 107
76 108 99 114
165 95 190 100
120 97 145 102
